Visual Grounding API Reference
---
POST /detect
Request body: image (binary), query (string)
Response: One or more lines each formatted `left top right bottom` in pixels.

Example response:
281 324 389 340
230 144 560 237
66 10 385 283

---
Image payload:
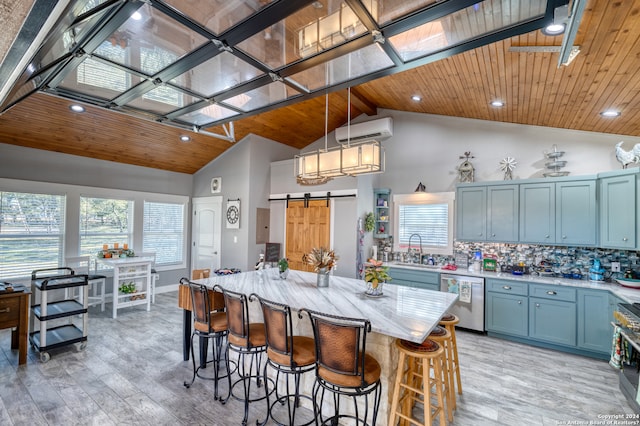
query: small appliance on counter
589 259 605 282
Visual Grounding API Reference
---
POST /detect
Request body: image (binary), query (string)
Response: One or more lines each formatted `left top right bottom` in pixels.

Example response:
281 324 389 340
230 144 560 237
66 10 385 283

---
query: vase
279 269 289 279
316 267 330 287
365 279 384 296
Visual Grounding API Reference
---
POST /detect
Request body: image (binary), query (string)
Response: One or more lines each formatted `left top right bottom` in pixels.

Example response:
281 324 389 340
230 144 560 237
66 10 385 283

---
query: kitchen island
178 269 458 420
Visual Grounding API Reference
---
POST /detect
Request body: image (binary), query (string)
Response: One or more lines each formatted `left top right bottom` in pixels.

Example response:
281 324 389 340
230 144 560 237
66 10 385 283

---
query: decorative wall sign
226 199 240 229
211 177 222 193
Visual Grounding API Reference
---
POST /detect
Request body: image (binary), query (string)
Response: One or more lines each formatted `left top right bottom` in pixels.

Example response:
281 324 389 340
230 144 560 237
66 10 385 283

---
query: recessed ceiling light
411 95 422 102
180 135 191 142
490 100 504 107
542 23 566 36
600 110 621 117
69 104 85 113
131 11 142 21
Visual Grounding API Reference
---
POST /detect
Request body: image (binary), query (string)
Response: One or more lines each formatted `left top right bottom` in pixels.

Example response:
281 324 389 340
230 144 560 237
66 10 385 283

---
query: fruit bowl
616 278 640 289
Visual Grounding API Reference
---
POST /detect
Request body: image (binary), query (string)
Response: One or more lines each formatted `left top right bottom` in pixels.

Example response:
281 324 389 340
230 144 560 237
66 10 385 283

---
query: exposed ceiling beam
348 87 377 116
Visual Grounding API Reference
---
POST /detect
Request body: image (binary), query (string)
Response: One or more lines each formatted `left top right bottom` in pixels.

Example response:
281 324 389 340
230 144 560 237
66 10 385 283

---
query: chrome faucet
407 233 422 263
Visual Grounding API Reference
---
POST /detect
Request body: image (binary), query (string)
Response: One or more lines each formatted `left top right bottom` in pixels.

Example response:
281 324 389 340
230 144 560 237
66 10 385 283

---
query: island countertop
192 268 459 344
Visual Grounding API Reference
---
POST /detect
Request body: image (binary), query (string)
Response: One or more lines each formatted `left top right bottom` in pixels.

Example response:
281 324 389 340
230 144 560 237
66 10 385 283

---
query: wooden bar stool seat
439 313 462 397
389 338 447 426
428 326 455 421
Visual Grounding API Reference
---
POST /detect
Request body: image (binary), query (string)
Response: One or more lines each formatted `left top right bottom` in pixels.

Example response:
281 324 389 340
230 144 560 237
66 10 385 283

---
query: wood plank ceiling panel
1 0 640 174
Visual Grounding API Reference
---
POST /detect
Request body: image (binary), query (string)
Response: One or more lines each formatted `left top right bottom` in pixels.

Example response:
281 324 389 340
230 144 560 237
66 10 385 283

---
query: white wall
193 135 298 271
376 109 640 192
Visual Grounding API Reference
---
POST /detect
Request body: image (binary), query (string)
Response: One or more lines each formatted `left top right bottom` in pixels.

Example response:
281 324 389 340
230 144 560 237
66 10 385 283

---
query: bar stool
250 294 316 426
300 308 382 426
439 313 462 397
183 279 234 401
427 326 454 421
388 338 447 426
216 285 273 426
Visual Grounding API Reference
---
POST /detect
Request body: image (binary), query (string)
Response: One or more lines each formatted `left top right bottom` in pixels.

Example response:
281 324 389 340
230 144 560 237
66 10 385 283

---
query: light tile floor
0 292 634 425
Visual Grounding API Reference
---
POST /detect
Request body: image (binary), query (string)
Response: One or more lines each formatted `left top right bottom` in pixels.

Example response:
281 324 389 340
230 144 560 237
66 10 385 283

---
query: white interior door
192 197 222 273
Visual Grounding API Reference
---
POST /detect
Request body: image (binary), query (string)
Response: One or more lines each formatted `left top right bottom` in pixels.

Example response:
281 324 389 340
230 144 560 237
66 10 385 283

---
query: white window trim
392 191 455 255
0 178 189 278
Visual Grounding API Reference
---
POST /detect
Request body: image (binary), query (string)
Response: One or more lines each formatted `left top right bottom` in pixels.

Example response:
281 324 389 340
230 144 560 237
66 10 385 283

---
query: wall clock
226 199 240 229
211 177 222 193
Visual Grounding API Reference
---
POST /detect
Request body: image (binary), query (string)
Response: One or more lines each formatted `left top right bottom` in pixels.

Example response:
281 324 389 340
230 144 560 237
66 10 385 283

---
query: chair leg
184 334 197 388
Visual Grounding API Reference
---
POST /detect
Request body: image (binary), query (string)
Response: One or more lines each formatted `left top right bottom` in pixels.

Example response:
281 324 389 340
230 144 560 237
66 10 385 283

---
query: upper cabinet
456 186 486 241
456 183 518 242
373 188 391 239
599 170 636 249
457 175 597 246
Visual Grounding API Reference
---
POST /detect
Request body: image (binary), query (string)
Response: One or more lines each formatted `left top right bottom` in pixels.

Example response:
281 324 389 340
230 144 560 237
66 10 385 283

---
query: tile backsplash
378 239 639 282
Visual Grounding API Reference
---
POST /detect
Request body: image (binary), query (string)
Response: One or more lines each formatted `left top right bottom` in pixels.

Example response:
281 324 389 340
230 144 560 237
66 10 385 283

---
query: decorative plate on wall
226 199 240 229
211 177 222 193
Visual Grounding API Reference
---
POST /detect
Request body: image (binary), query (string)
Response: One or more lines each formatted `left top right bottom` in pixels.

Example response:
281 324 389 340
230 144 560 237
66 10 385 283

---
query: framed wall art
226 199 240 229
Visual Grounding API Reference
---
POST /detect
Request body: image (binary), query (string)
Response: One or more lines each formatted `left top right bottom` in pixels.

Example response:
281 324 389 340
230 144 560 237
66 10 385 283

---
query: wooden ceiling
0 0 639 174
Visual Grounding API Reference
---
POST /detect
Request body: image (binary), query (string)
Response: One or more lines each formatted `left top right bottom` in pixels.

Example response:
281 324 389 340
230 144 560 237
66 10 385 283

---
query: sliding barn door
285 200 330 271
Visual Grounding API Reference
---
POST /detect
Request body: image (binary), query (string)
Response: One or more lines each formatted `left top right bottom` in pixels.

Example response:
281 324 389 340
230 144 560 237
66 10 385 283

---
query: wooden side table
0 290 30 365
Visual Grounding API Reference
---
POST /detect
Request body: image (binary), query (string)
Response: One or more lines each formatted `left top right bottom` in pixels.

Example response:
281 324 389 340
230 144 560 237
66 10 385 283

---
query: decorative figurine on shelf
378 224 385 233
615 141 639 169
543 144 569 177
499 157 517 180
457 151 475 183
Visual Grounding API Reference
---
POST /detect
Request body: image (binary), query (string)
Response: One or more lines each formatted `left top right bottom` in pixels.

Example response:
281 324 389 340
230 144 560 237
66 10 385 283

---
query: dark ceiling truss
0 0 569 139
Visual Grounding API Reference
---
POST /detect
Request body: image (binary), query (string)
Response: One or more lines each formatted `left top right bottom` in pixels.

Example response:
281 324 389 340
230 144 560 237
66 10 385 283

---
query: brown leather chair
192 268 211 280
215 285 272 425
300 308 382 426
183 279 233 401
250 294 316 426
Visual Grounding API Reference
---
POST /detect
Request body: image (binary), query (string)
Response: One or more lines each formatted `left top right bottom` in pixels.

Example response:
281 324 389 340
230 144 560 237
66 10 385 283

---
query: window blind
143 201 185 266
398 203 449 248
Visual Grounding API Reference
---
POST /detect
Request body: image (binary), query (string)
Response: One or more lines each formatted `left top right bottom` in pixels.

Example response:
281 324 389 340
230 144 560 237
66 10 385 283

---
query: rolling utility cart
29 268 88 362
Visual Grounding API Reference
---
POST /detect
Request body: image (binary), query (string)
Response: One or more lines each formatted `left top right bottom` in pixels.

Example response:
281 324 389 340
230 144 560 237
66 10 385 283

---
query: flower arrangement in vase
364 258 391 296
303 247 339 287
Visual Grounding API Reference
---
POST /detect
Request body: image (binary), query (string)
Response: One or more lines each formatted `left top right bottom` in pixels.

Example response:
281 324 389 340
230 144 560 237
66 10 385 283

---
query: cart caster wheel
78 342 87 351
40 352 50 363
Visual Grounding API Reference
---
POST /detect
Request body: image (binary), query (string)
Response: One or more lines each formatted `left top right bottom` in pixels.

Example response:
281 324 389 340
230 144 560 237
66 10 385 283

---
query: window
80 196 133 257
0 191 65 279
143 201 185 266
393 192 455 255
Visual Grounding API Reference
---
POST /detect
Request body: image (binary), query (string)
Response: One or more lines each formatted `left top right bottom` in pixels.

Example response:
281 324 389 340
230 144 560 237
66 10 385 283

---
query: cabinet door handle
503 286 512 290
478 233 483 236
623 237 629 242
545 235 550 238
562 235 567 239
0 307 9 313
517 300 522 304
491 233 496 237
536 303 540 308
546 291 557 295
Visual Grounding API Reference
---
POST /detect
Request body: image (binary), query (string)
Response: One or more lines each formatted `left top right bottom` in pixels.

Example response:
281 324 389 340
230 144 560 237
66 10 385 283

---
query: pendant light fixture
294 88 385 185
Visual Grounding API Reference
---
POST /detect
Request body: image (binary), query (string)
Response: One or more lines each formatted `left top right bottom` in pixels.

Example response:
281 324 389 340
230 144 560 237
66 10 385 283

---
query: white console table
97 257 153 319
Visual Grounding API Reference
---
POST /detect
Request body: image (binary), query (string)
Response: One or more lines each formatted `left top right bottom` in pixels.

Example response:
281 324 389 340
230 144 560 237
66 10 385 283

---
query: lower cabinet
529 297 576 346
577 289 615 353
387 267 440 292
486 292 528 337
486 279 613 358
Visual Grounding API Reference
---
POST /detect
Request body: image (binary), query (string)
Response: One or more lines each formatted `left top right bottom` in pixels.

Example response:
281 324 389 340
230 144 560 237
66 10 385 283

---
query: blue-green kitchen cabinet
519 183 555 244
456 184 518 242
456 186 486 241
555 180 597 246
387 267 439 292
599 171 636 249
519 178 596 246
528 284 576 346
485 279 528 337
577 289 612 354
486 185 519 242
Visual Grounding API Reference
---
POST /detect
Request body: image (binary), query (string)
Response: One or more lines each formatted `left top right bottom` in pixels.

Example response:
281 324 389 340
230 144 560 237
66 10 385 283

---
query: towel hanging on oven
459 280 472 304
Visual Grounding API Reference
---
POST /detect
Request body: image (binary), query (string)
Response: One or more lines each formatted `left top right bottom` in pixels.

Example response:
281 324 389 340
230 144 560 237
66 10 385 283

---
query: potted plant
364 212 375 233
364 258 391 296
303 247 339 287
277 257 289 279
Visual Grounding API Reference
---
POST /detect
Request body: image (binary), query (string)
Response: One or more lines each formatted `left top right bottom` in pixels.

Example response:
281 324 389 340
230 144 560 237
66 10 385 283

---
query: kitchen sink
389 262 441 270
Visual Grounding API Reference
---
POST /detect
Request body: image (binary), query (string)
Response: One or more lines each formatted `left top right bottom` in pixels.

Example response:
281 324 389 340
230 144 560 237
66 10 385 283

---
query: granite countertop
195 269 458 344
386 261 640 304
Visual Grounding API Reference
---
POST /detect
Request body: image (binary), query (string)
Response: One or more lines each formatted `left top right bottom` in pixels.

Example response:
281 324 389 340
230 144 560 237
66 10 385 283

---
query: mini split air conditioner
335 117 393 144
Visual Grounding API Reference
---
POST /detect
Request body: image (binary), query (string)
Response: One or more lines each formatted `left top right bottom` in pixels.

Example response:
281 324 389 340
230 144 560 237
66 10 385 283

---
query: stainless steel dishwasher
440 274 485 332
